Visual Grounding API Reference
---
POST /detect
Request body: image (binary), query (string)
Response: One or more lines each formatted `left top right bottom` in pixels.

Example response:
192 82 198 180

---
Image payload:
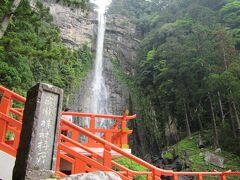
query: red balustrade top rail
62 112 136 120
0 85 26 104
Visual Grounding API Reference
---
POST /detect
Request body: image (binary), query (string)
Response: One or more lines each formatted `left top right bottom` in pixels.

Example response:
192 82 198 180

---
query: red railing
0 85 134 157
0 86 25 157
61 112 135 148
56 119 240 179
0 85 240 180
56 119 173 179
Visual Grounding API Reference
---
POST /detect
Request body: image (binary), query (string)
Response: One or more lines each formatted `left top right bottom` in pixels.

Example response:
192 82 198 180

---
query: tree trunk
189 108 194 123
229 102 237 138
197 113 203 131
208 92 219 148
184 102 192 138
165 114 172 146
232 100 240 139
173 116 179 142
217 91 225 124
0 0 21 38
165 113 179 145
222 46 228 69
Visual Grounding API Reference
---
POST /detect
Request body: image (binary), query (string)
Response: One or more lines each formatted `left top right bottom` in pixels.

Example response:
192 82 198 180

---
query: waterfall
89 0 112 128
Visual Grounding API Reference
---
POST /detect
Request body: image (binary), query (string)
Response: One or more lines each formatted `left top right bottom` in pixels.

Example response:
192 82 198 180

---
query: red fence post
221 174 227 180
0 90 11 143
104 131 111 143
121 112 129 148
71 128 79 142
198 174 203 180
56 148 61 172
103 144 112 168
88 115 95 146
75 158 88 174
173 174 178 180
90 115 95 129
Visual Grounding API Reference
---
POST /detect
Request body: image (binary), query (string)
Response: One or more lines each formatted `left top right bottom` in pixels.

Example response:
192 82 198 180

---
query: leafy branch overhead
55 0 90 10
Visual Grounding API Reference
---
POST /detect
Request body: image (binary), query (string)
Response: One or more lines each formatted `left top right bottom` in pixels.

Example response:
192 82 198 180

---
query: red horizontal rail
0 113 22 129
7 126 19 134
0 85 26 104
84 128 121 133
60 152 75 164
9 108 23 118
174 171 240 176
0 142 16 157
61 135 102 159
62 112 136 120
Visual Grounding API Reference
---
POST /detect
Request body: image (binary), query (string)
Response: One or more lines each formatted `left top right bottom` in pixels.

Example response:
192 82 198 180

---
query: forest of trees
110 0 240 155
0 0 92 97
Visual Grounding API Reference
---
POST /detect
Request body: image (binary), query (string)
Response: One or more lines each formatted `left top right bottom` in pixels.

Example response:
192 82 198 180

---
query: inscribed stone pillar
13 83 63 180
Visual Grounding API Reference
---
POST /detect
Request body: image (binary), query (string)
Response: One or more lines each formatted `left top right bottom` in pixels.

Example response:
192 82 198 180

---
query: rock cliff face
102 12 139 115
105 14 139 76
43 1 96 49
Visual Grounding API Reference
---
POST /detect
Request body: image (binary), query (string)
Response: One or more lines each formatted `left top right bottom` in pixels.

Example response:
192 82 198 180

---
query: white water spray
90 0 112 128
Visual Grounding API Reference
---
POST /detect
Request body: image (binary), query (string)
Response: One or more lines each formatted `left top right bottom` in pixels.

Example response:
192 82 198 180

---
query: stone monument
13 83 63 180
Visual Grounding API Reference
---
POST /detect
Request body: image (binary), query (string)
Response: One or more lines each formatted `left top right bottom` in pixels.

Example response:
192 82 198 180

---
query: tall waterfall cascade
89 0 112 128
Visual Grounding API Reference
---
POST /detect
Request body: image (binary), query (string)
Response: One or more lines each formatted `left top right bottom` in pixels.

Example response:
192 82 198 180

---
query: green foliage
57 0 89 10
114 157 148 180
114 157 148 172
0 0 92 97
110 0 240 157
136 0 240 147
220 0 240 49
5 131 15 140
0 0 12 20
49 174 60 179
109 0 152 19
162 152 174 160
176 133 240 172
220 0 240 28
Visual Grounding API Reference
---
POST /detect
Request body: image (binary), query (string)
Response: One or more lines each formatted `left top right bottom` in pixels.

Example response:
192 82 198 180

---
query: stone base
63 171 121 180
25 170 55 180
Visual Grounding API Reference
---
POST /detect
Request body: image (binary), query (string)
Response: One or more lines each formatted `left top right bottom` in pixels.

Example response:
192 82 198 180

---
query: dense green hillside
0 0 92 98
114 132 240 179
175 133 240 172
110 0 240 158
